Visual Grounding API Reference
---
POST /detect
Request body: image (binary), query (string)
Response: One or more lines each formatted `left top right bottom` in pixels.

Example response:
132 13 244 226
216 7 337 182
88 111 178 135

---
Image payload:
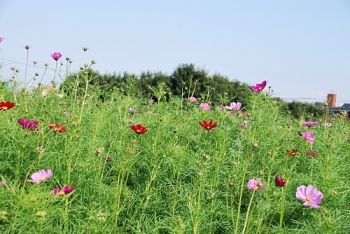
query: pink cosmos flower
299 131 315 144
128 108 138 114
247 178 264 191
0 181 6 186
226 101 241 111
188 96 197 103
53 185 75 196
0 37 4 43
51 52 62 61
296 185 323 208
251 80 267 93
28 169 52 184
301 121 318 127
199 103 211 111
18 118 39 131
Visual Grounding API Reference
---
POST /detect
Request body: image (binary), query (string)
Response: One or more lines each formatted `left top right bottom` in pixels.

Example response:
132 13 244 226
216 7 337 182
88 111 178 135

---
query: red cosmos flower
131 124 148 134
0 101 15 111
286 149 299 157
199 119 218 131
275 175 286 187
48 123 66 133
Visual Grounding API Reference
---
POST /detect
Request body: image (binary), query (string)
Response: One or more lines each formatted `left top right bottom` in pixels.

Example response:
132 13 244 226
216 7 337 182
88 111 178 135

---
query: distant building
326 93 350 120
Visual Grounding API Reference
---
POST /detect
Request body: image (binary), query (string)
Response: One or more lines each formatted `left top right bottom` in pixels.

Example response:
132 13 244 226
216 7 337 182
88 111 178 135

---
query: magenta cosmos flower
51 52 62 61
0 37 4 43
299 131 315 144
28 169 52 184
53 185 75 196
251 80 267 93
296 185 323 208
301 121 318 127
18 118 39 131
247 178 265 191
275 175 286 187
199 103 211 111
188 96 197 103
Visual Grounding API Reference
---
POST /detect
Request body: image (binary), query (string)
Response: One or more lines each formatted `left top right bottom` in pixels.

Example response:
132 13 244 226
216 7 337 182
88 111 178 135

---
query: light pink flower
247 178 264 191
28 169 52 184
296 185 323 208
301 121 318 127
251 80 267 93
51 52 62 61
0 37 4 43
226 102 241 111
188 96 197 103
199 103 211 111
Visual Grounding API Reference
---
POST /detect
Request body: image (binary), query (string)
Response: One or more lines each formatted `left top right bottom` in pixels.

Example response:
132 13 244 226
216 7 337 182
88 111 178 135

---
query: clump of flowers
0 101 15 111
53 185 75 196
226 101 241 111
199 120 218 131
199 103 211 111
286 149 299 156
301 121 318 127
131 124 148 134
128 108 138 114
251 80 267 93
296 185 323 208
298 131 315 144
247 178 264 191
48 123 66 133
51 52 62 61
188 96 197 103
28 169 52 184
275 175 286 187
18 118 39 131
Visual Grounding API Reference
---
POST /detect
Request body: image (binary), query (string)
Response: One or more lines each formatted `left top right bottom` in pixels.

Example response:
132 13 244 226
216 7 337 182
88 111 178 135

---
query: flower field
0 43 349 233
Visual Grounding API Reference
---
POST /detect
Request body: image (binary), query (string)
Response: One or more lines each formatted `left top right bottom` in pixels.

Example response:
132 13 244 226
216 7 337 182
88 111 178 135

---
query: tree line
60 63 324 119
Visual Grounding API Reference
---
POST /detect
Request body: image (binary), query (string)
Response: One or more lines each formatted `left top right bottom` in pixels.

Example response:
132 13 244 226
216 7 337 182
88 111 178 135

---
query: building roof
329 103 350 112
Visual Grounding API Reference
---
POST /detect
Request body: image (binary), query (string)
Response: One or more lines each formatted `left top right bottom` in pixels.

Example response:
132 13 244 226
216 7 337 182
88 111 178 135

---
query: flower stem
242 190 256 234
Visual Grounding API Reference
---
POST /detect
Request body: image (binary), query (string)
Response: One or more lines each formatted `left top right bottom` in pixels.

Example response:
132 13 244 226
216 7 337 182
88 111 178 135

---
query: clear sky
1 0 350 106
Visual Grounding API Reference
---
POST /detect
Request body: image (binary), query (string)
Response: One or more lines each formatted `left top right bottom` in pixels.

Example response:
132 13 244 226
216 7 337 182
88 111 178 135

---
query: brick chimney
327 93 336 108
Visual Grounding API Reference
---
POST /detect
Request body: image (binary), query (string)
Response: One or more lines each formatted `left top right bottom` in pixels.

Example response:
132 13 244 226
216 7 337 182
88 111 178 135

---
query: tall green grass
0 78 349 233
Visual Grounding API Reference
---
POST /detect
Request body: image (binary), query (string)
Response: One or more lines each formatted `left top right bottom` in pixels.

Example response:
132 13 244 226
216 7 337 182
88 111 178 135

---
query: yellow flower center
58 191 65 196
137 129 141 132
1 107 8 110
306 196 311 202
40 177 46 181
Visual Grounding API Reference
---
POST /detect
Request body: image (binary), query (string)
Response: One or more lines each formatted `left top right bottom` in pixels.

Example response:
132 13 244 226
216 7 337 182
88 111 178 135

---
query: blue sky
1 0 350 105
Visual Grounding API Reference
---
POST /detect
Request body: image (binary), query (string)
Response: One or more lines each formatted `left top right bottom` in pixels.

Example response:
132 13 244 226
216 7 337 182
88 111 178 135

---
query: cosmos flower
247 178 265 191
53 185 75 196
299 131 315 144
275 175 286 187
128 108 138 114
301 121 318 127
28 169 52 184
306 149 318 158
131 124 148 134
226 102 241 111
251 80 267 93
286 149 299 157
48 123 66 133
199 119 218 131
0 101 15 111
199 103 211 111
296 185 323 208
188 96 197 103
51 52 62 61
0 37 4 43
18 118 39 131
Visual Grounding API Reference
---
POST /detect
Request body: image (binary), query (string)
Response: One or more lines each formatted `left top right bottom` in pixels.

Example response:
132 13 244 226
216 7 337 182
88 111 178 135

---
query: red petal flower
199 119 218 131
131 124 148 134
275 175 286 187
48 123 66 133
286 149 299 157
0 101 15 111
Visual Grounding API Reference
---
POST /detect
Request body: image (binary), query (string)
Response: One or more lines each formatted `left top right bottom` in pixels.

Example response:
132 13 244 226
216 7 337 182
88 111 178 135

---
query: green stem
242 190 256 234
279 187 286 228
